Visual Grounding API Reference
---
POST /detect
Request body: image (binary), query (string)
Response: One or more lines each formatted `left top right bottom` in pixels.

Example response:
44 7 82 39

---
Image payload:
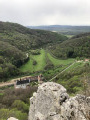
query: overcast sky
0 0 90 26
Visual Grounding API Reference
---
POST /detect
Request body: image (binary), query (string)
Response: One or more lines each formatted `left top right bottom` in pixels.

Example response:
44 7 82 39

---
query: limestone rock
7 117 18 120
28 82 90 120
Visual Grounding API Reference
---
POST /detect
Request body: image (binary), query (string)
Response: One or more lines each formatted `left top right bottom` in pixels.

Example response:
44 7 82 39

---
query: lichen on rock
28 82 90 120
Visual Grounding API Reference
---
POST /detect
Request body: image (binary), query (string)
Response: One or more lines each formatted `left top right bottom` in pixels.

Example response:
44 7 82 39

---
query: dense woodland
49 33 90 59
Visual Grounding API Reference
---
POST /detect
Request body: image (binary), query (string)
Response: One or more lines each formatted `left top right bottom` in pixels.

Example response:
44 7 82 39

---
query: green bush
0 108 27 120
33 60 37 65
31 49 40 55
11 100 29 113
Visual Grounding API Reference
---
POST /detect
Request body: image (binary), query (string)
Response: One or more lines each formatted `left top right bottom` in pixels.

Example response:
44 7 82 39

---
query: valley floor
20 49 75 72
0 49 89 91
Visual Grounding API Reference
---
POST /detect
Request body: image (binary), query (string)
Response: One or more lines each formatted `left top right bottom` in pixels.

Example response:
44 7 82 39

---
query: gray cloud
0 0 90 26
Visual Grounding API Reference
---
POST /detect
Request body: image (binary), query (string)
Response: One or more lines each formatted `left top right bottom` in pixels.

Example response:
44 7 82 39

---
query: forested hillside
0 22 67 51
49 33 90 59
0 41 28 81
0 22 67 81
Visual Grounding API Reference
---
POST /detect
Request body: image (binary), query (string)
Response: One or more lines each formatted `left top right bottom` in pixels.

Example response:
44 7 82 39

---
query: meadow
47 52 75 66
20 49 75 72
20 49 76 81
20 49 46 72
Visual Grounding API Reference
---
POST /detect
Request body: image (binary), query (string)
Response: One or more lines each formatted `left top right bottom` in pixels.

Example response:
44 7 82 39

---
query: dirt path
0 82 15 87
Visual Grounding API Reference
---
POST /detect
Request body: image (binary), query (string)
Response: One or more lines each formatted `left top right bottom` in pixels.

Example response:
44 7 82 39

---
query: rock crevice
28 82 90 120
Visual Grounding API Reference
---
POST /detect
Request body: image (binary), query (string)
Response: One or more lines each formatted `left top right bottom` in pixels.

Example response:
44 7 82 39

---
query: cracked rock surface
28 82 90 120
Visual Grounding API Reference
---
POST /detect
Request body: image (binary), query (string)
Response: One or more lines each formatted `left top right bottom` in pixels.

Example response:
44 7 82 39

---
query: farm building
14 74 44 89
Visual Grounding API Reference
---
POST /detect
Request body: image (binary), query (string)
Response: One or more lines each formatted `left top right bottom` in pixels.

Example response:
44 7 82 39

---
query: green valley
20 49 75 72
0 0 90 119
20 48 90 95
20 49 46 72
0 22 90 96
0 22 67 81
0 22 90 120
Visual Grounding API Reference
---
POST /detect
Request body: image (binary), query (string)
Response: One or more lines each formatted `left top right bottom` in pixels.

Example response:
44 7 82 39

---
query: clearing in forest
20 49 75 72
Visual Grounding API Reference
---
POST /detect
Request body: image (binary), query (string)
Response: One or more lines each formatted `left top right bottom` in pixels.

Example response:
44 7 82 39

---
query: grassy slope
47 52 75 66
65 62 85 72
20 49 46 72
20 49 75 73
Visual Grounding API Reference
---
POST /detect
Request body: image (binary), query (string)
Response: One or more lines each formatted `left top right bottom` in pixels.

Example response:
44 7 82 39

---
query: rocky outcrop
7 117 18 120
28 82 90 120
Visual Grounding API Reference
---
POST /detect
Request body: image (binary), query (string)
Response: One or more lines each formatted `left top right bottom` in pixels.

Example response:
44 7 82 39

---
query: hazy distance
0 0 90 26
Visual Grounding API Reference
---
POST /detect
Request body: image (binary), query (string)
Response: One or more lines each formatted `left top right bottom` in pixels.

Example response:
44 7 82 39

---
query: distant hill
49 33 90 59
0 21 67 81
28 25 90 35
0 22 67 51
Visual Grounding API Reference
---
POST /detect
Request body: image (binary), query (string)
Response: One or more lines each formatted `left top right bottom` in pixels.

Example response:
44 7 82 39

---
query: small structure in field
14 75 44 89
85 59 89 62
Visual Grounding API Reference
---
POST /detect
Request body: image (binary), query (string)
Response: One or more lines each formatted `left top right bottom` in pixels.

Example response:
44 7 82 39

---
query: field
47 52 75 66
20 49 75 80
20 49 46 72
20 49 75 72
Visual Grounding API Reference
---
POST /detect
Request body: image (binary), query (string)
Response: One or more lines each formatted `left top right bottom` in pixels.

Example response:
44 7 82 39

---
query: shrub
11 100 29 113
31 50 40 55
0 108 27 120
44 63 54 70
33 60 37 65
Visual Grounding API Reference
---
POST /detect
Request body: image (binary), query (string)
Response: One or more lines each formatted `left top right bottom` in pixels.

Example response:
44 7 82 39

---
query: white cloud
0 0 90 26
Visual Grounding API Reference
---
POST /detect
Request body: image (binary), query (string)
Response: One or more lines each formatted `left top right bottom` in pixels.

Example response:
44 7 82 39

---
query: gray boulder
28 82 90 120
7 117 18 120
